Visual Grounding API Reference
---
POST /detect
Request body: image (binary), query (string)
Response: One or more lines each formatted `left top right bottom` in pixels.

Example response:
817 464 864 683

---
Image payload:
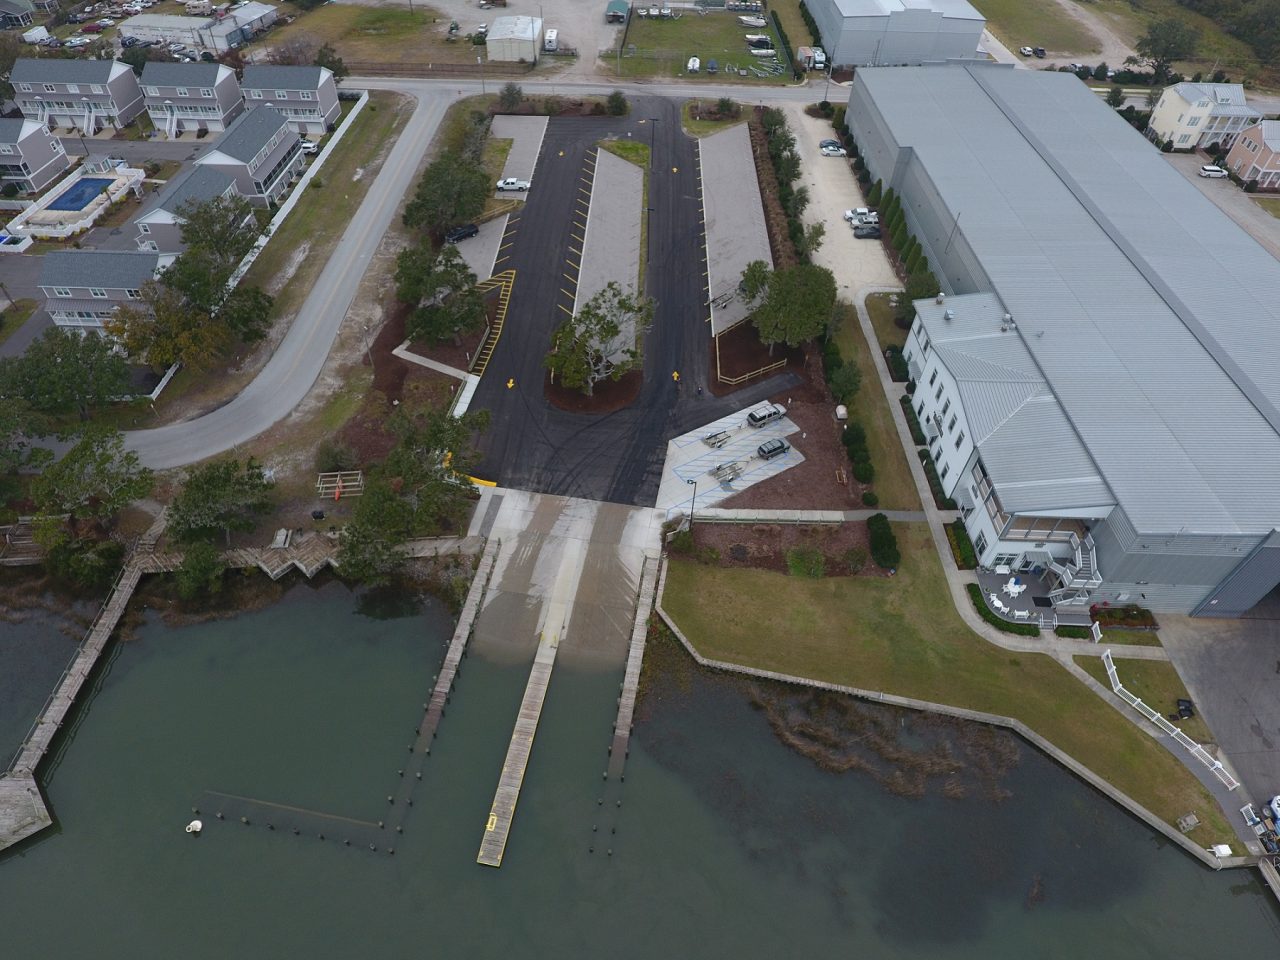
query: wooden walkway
606 555 659 781
477 634 560 867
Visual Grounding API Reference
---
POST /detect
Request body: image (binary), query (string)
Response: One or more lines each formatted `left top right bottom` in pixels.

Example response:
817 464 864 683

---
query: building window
89 287 107 299
993 553 1018 568
0 145 12 155
947 415 956 433
145 86 159 96
18 83 30 93
300 90 313 100
139 223 150 234
933 445 943 464
1187 116 1200 127
940 463 949 481
1177 133 1192 144
974 532 988 555
42 84 55 93
125 289 141 299
91 84 103 94
66 84 79 94
176 87 189 97
928 369 937 387
941 399 950 417
200 88 213 98
954 430 965 450
274 90 287 99
250 89 263 99
53 286 71 297
916 400 925 417
935 385 943 401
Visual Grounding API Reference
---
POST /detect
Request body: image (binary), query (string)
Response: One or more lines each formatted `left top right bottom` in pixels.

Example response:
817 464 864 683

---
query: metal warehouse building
806 0 984 67
848 63 1280 617
485 15 543 63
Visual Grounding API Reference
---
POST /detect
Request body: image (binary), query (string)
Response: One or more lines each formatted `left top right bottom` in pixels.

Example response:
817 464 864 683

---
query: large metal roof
858 64 1280 536
830 0 981 18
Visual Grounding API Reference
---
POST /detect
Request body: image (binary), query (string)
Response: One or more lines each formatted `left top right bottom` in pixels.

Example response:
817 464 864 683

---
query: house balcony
976 567 1093 629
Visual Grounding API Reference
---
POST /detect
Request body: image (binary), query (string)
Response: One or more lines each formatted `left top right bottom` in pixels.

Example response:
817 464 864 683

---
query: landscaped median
660 520 1234 850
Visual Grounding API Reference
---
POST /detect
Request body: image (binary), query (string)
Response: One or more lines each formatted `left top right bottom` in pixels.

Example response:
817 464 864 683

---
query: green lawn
771 0 816 50
616 12 790 83
832 304 919 511
1253 197 1280 220
680 99 746 137
251 3 480 64
1074 656 1212 745
662 526 1233 847
0 299 37 352
969 0 1100 54
864 292 906 350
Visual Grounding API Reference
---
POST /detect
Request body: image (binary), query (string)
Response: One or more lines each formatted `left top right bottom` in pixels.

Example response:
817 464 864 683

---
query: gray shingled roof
241 64 327 90
205 105 288 163
136 165 236 220
855 64 1280 536
40 251 160 290
141 61 225 88
12 57 118 85
0 118 31 144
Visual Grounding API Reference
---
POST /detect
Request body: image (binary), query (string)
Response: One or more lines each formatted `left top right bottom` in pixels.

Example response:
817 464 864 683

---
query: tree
0 402 51 478
828 361 861 404
395 243 486 344
175 540 226 599
739 259 772 305
105 281 227 371
799 221 825 259
0 326 130 420
606 89 628 116
1128 17 1198 82
498 81 523 111
120 43 170 76
337 479 414 586
314 42 348 82
381 406 490 532
747 264 837 353
894 271 942 327
715 96 738 118
1092 62 1110 81
217 285 274 342
32 427 152 530
168 457 275 546
545 282 652 396
402 152 491 233
0 32 20 100
269 32 320 66
174 195 263 284
1106 85 1126 108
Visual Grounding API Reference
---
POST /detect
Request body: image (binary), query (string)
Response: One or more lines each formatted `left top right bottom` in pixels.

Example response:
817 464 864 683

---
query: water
1 579 1278 958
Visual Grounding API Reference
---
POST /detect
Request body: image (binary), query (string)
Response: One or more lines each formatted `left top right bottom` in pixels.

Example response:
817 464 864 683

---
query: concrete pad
1158 613 1280 802
455 213 507 281
700 124 772 336
491 115 548 200
577 147 643 359
655 409 806 519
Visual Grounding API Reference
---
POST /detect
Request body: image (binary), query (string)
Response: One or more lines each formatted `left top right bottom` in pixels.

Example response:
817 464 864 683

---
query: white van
1199 164 1228 179
543 28 558 52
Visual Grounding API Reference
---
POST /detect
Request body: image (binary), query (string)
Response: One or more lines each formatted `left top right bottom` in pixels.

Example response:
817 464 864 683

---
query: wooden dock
477 633 560 867
606 555 659 781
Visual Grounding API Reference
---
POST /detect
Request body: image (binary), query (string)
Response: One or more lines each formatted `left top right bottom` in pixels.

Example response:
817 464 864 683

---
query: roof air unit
936 293 945 304
1004 313 1012 323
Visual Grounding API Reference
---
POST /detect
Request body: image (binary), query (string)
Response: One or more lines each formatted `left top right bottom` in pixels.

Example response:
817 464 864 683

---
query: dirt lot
709 323 803 395
687 519 879 577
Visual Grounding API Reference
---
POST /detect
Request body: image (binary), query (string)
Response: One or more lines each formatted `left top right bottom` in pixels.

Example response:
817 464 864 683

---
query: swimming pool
47 177 113 212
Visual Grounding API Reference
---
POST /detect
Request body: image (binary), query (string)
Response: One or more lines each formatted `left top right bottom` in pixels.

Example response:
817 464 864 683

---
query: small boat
744 33 770 42
636 5 647 13
749 47 776 57
706 58 718 74
185 819 203 835
686 56 700 73
738 14 767 26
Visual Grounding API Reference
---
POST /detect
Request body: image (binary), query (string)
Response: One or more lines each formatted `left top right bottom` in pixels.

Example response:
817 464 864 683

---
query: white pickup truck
496 177 530 192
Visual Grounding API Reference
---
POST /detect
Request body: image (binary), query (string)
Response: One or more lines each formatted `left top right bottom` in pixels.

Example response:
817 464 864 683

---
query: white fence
1102 650 1240 790
6 166 145 240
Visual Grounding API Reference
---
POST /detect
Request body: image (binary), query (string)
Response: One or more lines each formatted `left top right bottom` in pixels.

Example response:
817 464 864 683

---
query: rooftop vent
936 293 945 304
944 309 955 321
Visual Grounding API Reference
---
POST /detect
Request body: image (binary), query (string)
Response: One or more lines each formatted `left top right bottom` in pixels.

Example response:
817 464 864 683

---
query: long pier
607 555 659 780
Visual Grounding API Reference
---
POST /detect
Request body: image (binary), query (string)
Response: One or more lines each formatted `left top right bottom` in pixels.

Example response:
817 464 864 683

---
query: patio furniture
1001 583 1015 597
994 564 1011 576
992 597 1010 616
1009 584 1027 598
1013 609 1031 621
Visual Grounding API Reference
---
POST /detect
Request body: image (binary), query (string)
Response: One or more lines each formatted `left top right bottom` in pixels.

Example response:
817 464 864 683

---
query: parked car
757 438 789 461
120 34 139 46
853 225 882 239
1018 46 1033 56
819 138 841 149
445 223 480 243
820 144 847 157
1199 164 1228 178
496 177 530 191
96 17 115 24
1033 47 1046 58
843 207 871 221
747 402 786 428
300 139 319 155
200 51 216 61
81 22 104 32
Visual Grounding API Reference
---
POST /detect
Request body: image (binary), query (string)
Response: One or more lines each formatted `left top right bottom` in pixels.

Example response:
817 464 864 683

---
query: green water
2 579 1279 958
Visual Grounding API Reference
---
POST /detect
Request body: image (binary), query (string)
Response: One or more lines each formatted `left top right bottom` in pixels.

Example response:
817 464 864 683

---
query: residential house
241 65 340 135
141 61 244 137
0 118 71 193
1226 120 1280 191
0 0 34 27
1147 82 1262 151
38 251 161 332
134 166 239 255
194 105 302 206
11 59 145 134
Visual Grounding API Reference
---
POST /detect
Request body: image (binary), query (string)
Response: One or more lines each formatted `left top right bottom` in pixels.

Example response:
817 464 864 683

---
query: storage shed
605 0 628 23
486 15 543 62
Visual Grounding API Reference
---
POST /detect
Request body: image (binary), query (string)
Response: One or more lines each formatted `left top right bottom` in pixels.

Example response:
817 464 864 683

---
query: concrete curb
653 556 1249 872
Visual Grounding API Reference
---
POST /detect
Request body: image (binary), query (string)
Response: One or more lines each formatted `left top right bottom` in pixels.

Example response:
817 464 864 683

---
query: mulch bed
402 290 497 373
721 344 872 510
688 520 881 577
707 323 804 396
545 368 642 414
493 100 609 118
748 111 799 271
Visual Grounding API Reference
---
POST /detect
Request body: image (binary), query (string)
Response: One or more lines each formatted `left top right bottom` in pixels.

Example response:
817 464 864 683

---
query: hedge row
966 583 1041 636
1055 625 1092 639
769 11 803 81
946 520 977 570
844 421 873 484
917 449 957 510
798 0 821 46
867 513 900 569
898 395 927 445
884 345 909 382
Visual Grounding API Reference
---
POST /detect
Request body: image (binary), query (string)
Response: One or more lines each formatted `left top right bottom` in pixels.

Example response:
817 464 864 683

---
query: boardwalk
607 556 659 780
477 636 560 867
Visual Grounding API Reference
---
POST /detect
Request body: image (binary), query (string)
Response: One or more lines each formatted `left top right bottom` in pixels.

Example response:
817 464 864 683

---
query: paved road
468 96 797 504
123 87 450 468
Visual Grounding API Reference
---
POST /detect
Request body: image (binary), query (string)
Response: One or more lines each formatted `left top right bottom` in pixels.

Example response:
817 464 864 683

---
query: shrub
843 421 868 458
843 546 868 574
1161 139 1174 152
827 362 861 404
0 183 18 198
851 458 874 483
831 104 846 131
498 81 523 111
867 513 900 569
966 584 1041 636
918 449 957 509
310 178 323 189
884 345 909 382
1055 625 1092 639
799 0 822 45
176 540 225 600
821 339 842 379
899 395 927 445
316 439 357 473
606 89 628 115
697 545 721 565
786 546 826 578
946 520 977 569
47 537 126 590
856 168 870 187
669 528 694 554
861 491 878 507
905 249 922 275
867 180 882 205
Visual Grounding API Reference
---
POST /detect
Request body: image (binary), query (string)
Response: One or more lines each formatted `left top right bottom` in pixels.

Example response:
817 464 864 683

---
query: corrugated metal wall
1192 530 1280 617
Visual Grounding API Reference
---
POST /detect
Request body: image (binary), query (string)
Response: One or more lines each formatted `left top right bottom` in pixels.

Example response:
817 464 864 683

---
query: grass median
1074 656 1212 745
615 13 790 83
662 522 1233 847
968 0 1099 54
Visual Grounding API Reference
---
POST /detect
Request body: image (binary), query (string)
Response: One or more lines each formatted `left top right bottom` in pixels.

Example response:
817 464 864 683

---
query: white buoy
185 819 203 835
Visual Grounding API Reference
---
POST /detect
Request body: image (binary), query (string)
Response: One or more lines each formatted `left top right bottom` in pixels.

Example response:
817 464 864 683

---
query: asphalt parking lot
467 95 798 505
